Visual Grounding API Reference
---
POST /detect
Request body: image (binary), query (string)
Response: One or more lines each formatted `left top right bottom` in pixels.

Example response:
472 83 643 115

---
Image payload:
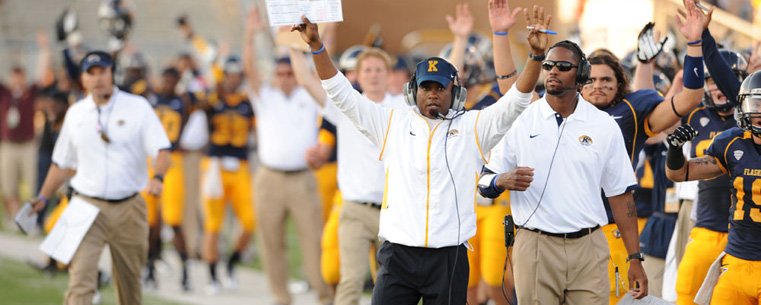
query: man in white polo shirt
30 51 171 305
243 9 332 304
480 41 647 304
291 7 546 303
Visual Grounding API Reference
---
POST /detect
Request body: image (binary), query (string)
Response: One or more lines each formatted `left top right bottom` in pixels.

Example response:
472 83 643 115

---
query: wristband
493 31 508 36
310 44 325 55
497 70 517 80
682 55 704 89
528 53 546 61
670 96 684 118
37 195 48 205
687 39 702 46
153 174 164 183
666 144 687 170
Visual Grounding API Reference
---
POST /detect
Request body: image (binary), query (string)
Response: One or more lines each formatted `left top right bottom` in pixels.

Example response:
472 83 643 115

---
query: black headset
548 40 591 85
403 57 467 113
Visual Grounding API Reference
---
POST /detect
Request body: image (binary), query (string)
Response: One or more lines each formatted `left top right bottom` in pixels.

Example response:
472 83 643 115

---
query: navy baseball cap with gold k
81 51 114 72
415 57 457 87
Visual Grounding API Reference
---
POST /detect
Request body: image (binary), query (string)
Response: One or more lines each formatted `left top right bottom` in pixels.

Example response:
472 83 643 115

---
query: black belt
355 201 382 210
263 165 309 174
75 190 138 204
519 225 600 239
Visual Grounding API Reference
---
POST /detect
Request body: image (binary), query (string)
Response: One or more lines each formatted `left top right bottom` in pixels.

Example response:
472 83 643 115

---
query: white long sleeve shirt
322 93 409 204
321 73 532 248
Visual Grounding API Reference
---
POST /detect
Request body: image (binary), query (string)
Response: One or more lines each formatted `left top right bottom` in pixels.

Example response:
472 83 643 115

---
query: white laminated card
265 0 343 26
39 196 100 265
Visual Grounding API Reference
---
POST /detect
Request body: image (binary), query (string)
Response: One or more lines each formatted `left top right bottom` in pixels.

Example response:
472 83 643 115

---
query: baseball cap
415 57 457 88
81 51 113 72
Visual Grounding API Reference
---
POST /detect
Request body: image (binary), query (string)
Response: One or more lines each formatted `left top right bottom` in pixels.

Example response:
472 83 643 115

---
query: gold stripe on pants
64 194 148 305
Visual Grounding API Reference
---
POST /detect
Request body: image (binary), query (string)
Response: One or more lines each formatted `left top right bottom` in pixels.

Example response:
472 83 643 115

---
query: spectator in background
244 7 332 305
34 90 70 230
0 31 52 230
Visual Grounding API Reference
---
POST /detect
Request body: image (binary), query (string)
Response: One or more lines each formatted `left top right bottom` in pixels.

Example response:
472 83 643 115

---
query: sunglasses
541 60 578 72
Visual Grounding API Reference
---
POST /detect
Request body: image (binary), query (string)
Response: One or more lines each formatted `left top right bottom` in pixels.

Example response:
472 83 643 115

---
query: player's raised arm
445 3 473 79
488 0 522 93
665 124 724 182
646 0 705 133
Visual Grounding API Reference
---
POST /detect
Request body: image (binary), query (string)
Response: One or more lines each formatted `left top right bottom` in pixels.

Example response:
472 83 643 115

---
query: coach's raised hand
524 5 551 55
291 16 337 80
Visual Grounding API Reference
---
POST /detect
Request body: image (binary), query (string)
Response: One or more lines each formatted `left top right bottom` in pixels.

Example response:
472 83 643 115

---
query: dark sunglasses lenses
542 61 576 72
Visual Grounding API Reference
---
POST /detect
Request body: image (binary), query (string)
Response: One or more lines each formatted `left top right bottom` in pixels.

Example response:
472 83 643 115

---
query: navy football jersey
206 92 254 160
705 128 761 261
602 89 663 222
320 118 338 163
150 94 186 151
684 106 735 232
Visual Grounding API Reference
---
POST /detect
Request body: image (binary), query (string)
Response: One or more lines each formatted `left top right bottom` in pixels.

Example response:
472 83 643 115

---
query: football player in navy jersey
674 49 747 304
143 67 193 291
197 56 257 294
580 6 706 302
666 71 761 305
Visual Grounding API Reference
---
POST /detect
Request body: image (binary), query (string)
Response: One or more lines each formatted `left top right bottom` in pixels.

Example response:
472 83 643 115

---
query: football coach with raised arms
291 5 549 304
479 39 648 303
30 51 171 305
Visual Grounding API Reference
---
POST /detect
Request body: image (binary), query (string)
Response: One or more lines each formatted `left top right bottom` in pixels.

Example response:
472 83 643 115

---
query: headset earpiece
403 72 417 107
550 40 591 85
450 73 467 112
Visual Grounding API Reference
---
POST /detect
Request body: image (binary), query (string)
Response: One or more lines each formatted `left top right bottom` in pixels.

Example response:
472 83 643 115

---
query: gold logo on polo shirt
447 129 459 138
579 135 593 146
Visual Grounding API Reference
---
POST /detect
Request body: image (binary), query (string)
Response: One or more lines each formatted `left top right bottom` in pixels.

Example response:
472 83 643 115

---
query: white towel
694 252 726 305
202 157 223 199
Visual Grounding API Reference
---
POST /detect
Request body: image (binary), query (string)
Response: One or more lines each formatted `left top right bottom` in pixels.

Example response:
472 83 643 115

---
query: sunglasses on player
542 60 578 72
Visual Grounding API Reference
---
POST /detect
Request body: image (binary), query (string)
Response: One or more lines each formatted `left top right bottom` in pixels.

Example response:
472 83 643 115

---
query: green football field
0 256 187 305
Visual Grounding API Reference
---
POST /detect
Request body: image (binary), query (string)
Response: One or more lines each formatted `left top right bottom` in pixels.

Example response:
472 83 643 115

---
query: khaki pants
335 200 381 305
674 200 695 265
254 166 331 305
64 195 148 305
0 140 37 198
513 228 610 305
643 255 665 298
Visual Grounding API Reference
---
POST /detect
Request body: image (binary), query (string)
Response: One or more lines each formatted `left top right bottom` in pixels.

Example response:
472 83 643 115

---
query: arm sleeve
702 29 742 105
601 121 639 196
320 99 343 125
475 83 533 152
141 102 172 158
321 73 393 147
51 111 78 169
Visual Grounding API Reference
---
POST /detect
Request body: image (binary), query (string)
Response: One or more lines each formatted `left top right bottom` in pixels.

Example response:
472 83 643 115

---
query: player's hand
497 166 534 191
628 260 648 299
748 42 761 75
523 5 551 56
637 22 667 63
446 3 473 39
291 15 322 51
245 6 266 33
488 0 522 33
675 0 704 42
145 178 164 197
678 0 714 31
667 124 699 147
